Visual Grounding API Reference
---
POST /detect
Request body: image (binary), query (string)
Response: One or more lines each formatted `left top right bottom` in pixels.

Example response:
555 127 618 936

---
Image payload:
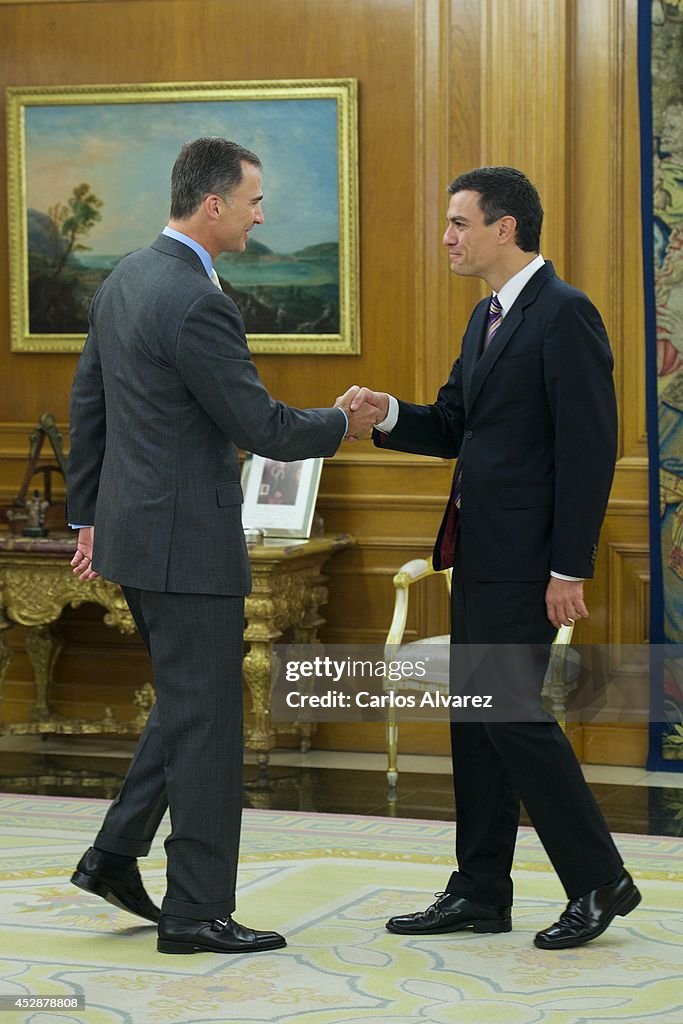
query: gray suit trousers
94 588 245 920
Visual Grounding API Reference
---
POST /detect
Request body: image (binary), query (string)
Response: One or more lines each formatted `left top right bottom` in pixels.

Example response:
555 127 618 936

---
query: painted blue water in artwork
76 253 339 288
24 97 341 334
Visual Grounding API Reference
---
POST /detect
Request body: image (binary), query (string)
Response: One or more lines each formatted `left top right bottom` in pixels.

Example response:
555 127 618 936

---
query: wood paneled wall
0 0 649 764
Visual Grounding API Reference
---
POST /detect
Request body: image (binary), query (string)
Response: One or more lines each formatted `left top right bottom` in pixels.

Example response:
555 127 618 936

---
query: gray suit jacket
67 234 345 594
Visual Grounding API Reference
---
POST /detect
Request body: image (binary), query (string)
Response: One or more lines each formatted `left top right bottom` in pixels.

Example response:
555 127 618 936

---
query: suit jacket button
465 430 473 439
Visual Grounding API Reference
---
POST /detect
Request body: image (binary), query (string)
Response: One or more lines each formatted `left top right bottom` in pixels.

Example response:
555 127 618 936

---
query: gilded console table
0 533 140 737
0 531 353 760
242 533 353 764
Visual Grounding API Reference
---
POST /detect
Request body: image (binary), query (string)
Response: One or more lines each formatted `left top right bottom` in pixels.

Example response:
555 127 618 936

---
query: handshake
334 386 389 442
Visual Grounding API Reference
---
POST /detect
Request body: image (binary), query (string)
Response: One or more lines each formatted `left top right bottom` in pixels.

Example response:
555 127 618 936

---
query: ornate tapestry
641 0 683 768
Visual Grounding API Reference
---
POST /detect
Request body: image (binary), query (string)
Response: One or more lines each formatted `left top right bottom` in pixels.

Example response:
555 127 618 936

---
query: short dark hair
170 137 262 220
447 166 543 252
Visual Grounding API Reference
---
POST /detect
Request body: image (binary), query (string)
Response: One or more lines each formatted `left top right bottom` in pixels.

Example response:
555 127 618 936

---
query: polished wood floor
0 742 681 838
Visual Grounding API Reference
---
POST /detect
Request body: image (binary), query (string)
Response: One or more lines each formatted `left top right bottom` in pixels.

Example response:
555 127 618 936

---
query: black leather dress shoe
386 892 512 935
71 847 161 923
534 869 641 949
157 914 287 954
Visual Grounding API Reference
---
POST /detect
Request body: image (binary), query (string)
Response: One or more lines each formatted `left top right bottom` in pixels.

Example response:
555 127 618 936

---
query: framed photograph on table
241 455 323 538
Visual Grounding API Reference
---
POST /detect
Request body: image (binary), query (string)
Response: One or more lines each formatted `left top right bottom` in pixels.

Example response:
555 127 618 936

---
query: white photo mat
241 454 323 537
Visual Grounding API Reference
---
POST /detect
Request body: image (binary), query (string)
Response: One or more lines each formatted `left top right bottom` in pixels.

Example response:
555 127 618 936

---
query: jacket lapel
462 299 489 410
465 261 555 415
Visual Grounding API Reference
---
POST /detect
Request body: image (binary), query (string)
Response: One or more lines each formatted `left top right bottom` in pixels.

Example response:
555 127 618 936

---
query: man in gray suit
67 137 377 955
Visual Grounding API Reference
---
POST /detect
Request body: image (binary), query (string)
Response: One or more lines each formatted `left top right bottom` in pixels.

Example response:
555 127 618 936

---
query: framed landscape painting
6 79 359 354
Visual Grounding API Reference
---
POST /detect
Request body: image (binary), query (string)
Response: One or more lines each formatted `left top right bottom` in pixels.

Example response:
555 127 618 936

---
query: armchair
383 557 576 792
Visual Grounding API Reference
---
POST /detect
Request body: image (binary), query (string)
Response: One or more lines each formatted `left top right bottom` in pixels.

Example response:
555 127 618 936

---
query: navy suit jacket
375 261 618 581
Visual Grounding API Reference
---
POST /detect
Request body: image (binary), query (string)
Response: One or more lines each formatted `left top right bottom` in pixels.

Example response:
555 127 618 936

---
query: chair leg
544 662 567 730
386 705 399 793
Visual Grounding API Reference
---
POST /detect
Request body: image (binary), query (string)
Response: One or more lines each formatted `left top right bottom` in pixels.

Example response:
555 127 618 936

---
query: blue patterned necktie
484 293 503 349
436 294 503 568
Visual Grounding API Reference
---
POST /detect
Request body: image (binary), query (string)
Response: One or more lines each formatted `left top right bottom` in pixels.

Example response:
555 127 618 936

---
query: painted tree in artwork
47 182 103 278
27 182 105 333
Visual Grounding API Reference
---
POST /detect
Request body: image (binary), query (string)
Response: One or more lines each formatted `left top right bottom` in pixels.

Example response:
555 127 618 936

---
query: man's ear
497 215 517 244
203 193 223 221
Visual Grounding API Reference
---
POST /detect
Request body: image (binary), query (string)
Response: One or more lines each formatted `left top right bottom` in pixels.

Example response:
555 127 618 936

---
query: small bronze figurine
22 489 50 537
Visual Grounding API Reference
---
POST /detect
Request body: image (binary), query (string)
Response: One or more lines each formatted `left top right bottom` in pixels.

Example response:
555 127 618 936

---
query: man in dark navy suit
350 166 640 949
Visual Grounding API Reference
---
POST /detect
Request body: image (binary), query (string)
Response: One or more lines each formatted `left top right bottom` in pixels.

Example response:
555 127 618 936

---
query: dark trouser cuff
161 895 236 921
566 860 625 900
446 870 513 908
94 828 153 858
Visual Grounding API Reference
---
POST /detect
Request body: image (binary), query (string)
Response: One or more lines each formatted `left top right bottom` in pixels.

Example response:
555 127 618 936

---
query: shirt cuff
375 395 399 433
69 524 92 530
550 571 584 581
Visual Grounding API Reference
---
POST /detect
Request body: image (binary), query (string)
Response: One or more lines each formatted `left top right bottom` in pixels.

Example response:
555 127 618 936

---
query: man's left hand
545 577 588 629
71 526 99 580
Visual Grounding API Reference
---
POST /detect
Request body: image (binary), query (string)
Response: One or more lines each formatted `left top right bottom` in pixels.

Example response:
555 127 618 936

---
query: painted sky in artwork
25 97 339 255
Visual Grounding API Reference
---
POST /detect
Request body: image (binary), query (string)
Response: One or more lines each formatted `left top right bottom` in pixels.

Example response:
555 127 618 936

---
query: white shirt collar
495 253 545 316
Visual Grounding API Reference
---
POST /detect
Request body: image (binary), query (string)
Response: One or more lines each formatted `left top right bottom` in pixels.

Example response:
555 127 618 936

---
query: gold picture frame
6 79 360 355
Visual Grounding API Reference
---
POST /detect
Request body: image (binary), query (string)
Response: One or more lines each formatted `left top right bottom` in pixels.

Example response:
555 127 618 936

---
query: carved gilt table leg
243 561 314 768
0 610 13 705
243 637 277 769
25 624 64 720
290 571 329 753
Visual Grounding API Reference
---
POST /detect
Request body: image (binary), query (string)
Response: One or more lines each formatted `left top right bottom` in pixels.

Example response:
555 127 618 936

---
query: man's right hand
348 387 390 423
335 385 385 441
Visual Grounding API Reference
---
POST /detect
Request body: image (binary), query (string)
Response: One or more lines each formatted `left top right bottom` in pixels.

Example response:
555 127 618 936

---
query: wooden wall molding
607 539 650 645
414 0 454 402
607 500 650 514
319 495 447 512
0 421 69 503
481 0 568 274
0 421 69 459
573 0 646 464
582 723 648 766
323 447 453 469
0 1 125 4
0 425 455 472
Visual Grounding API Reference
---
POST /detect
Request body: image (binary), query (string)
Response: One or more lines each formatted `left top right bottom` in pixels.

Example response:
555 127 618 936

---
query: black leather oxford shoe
157 914 287 954
386 892 512 935
71 847 161 923
534 869 641 949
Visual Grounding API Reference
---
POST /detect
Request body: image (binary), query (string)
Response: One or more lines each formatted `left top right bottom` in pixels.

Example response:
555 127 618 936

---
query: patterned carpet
1 793 682 1024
